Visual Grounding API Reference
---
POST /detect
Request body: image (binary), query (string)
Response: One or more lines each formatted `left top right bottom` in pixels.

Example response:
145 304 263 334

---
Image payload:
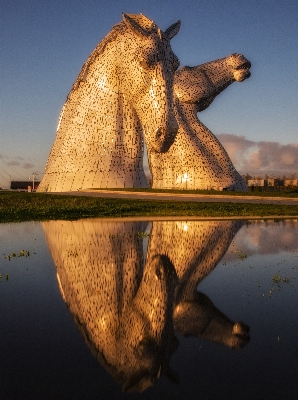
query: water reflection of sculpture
149 54 251 190
147 221 250 348
37 14 179 192
42 219 250 392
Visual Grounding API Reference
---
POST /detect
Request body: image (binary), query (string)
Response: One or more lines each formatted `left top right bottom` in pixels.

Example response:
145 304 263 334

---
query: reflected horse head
42 220 179 392
42 219 250 393
174 292 250 350
115 255 179 392
71 253 179 393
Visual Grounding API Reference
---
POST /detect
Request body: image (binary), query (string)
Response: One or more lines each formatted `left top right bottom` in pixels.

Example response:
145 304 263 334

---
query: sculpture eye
140 59 150 69
140 52 158 69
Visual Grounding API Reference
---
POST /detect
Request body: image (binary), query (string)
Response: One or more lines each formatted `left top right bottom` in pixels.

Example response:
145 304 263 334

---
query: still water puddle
0 219 297 399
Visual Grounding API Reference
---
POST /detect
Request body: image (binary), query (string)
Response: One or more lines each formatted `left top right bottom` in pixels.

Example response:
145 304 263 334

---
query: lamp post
30 172 39 191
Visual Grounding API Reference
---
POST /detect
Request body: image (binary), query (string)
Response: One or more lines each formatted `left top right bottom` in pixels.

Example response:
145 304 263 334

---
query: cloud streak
216 134 298 177
0 154 36 187
23 163 34 169
7 160 21 167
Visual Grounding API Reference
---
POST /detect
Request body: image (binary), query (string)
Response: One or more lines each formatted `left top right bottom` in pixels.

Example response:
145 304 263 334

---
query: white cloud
216 134 298 177
221 220 298 265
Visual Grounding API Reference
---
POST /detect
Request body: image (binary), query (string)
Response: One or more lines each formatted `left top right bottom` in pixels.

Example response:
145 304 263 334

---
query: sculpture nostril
155 265 164 280
232 321 250 335
155 128 163 139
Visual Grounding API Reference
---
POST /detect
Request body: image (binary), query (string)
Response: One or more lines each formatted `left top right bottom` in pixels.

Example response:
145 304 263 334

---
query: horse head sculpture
118 14 180 153
174 53 251 111
38 14 180 192
148 53 251 191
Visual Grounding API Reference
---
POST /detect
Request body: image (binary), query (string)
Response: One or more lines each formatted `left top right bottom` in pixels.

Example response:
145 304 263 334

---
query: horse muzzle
233 57 251 82
151 121 178 153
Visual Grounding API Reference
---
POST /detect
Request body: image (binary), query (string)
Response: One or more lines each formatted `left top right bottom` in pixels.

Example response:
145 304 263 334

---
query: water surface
1 219 297 399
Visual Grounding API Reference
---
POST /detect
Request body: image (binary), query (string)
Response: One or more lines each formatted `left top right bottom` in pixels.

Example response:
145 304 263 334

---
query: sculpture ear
164 20 181 40
122 13 150 37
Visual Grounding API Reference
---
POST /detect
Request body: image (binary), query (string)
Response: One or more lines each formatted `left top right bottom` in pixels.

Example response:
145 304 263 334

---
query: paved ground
54 189 298 206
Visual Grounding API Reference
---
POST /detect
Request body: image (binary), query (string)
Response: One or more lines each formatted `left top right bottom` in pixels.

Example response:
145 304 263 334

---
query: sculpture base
37 171 149 192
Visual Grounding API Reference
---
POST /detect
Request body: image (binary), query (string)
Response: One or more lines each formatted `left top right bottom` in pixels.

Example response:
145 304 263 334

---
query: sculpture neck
175 101 204 131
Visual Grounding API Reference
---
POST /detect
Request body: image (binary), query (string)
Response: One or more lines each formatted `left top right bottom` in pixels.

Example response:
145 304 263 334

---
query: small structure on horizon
247 178 297 188
247 179 267 187
267 178 283 187
11 181 40 190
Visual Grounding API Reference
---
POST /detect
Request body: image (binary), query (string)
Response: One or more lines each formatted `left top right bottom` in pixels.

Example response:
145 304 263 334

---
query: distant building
11 181 40 190
267 178 283 187
247 179 267 187
284 179 298 187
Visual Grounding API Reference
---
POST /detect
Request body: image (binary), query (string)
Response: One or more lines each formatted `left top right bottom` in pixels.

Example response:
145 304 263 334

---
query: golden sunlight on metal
41 218 250 392
37 14 180 191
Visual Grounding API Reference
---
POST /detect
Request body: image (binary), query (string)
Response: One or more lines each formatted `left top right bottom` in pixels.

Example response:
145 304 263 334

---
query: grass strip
0 192 298 223
91 187 298 197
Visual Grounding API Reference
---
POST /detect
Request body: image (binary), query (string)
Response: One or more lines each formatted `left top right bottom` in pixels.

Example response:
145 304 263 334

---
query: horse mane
68 14 159 99
68 13 162 100
68 21 126 98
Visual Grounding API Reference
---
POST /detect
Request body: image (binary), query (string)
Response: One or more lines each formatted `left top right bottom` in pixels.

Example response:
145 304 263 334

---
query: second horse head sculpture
149 53 251 190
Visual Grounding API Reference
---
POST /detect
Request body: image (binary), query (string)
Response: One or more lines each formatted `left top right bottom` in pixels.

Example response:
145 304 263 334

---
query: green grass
0 191 297 223
92 187 298 197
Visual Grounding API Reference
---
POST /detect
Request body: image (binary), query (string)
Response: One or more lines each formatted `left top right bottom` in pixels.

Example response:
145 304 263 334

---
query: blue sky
1 0 297 187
